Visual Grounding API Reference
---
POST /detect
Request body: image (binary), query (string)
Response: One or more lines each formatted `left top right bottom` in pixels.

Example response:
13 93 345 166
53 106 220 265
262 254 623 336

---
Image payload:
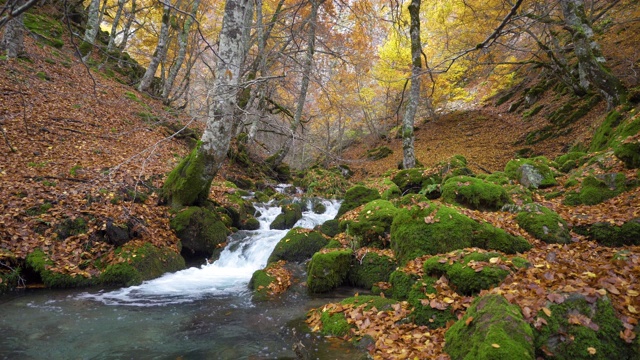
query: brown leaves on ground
264 260 292 296
0 36 205 278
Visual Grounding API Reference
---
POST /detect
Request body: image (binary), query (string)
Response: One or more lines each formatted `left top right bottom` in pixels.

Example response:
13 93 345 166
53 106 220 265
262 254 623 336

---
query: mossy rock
254 191 270 203
505 157 557 189
438 154 474 181
307 249 353 293
423 252 511 296
516 204 571 244
55 216 88 240
312 201 327 215
614 137 640 169
341 295 398 310
99 242 185 286
293 167 351 198
391 168 438 194
483 171 511 186
26 249 95 288
388 269 419 300
390 204 531 264
249 269 274 301
270 203 303 230
407 276 457 328
319 219 340 237
366 146 393 160
590 109 626 152
563 174 627 206
268 228 328 264
161 144 213 208
555 152 588 173
23 13 64 48
319 310 351 337
380 179 402 200
170 207 229 257
441 176 511 211
533 294 632 359
445 294 534 360
573 219 640 247
340 199 398 248
347 252 396 289
336 185 380 218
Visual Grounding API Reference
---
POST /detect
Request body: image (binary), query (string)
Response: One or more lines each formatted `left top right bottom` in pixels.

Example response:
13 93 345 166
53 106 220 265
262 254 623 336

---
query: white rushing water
79 198 340 306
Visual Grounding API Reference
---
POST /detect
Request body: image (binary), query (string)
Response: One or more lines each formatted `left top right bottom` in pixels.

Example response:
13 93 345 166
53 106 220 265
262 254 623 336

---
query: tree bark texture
402 0 421 169
1 0 25 58
107 0 127 52
138 3 172 93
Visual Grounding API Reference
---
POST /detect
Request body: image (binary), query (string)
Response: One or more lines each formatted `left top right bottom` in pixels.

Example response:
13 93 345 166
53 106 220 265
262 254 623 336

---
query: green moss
347 252 396 289
590 110 625 152
26 249 94 288
505 157 558 188
307 249 353 293
324 239 343 249
614 139 640 169
100 242 185 286
424 252 511 296
516 204 571 244
170 207 229 256
573 219 640 247
25 202 52 216
366 146 393 160
270 203 303 230
55 217 88 240
320 311 351 337
391 168 437 194
380 179 402 200
0 253 21 293
445 294 534 360
484 171 511 185
320 219 340 237
407 276 456 328
523 104 544 119
563 174 627 205
336 185 380 218
162 144 213 208
294 167 351 198
533 295 632 359
441 176 511 211
23 13 64 48
388 270 418 300
555 152 588 173
249 269 275 300
340 199 398 247
268 228 328 264
390 204 530 264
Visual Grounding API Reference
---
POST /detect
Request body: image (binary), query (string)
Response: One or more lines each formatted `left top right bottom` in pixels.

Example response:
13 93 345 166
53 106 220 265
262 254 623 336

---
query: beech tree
401 0 421 169
138 2 172 93
162 0 249 208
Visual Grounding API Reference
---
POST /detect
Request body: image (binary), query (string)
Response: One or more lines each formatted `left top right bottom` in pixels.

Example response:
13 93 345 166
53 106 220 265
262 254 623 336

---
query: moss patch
340 199 398 248
268 228 328 264
407 276 457 328
270 203 303 230
26 249 94 288
336 185 380 218
441 176 511 211
162 144 213 208
505 157 557 189
347 252 396 289
516 204 571 244
445 294 534 360
170 207 229 257
573 219 640 247
307 249 353 293
563 174 627 205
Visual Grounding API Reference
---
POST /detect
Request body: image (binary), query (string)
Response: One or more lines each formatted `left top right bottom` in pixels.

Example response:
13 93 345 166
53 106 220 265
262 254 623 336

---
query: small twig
1 123 17 152
23 175 91 183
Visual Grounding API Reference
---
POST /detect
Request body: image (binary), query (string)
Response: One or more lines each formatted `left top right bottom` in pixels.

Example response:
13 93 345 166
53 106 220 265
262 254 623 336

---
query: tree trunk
402 0 422 169
162 0 201 102
1 0 25 59
162 0 249 208
560 0 626 107
81 0 101 59
138 3 172 93
118 0 136 53
107 0 127 52
269 0 322 168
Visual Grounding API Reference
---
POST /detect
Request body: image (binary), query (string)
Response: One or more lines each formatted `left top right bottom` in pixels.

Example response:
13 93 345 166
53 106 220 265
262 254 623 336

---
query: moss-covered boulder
170 207 229 257
505 157 557 189
563 174 627 205
26 249 95 288
438 154 474 180
336 185 380 218
534 294 632 360
366 146 393 160
307 249 353 293
270 203 303 230
390 203 531 264
441 176 511 211
319 219 340 237
423 252 511 295
614 136 640 169
445 294 534 360
347 251 396 289
516 204 571 244
573 219 640 247
406 276 457 328
391 168 438 194
388 269 419 300
340 200 398 248
161 145 212 208
292 167 351 198
555 152 588 173
99 242 185 286
222 189 259 230
249 268 274 301
268 228 328 264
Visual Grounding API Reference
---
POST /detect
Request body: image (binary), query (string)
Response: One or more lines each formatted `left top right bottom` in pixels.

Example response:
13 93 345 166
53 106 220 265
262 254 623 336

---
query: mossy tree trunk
560 0 626 108
401 0 421 169
162 0 249 208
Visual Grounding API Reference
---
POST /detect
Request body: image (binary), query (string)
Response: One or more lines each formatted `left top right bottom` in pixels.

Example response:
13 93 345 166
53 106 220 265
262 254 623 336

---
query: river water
0 199 364 359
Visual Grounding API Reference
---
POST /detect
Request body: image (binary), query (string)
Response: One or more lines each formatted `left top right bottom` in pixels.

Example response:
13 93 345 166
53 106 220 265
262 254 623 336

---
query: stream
0 198 365 360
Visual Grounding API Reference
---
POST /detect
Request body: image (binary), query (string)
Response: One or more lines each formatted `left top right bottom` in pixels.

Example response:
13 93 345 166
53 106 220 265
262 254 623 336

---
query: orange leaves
264 260 292 296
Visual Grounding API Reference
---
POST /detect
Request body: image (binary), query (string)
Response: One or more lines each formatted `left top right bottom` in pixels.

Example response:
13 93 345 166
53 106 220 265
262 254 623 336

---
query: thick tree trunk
162 0 201 102
162 0 249 208
1 0 25 59
269 0 322 168
138 3 172 93
402 0 422 169
560 0 626 107
81 0 101 59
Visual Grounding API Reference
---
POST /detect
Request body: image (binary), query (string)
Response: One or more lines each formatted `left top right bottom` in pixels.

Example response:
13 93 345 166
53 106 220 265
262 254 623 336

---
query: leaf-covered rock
445 294 535 360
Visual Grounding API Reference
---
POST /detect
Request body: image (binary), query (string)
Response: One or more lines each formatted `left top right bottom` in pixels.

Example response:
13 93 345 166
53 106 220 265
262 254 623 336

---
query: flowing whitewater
79 198 341 306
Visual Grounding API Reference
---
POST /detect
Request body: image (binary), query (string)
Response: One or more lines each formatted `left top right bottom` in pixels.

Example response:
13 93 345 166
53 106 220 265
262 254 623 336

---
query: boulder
267 228 328 264
505 157 557 189
441 176 511 211
170 207 229 257
307 249 353 293
347 251 396 289
336 185 380 218
340 199 398 248
445 294 535 360
270 203 303 230
516 204 571 244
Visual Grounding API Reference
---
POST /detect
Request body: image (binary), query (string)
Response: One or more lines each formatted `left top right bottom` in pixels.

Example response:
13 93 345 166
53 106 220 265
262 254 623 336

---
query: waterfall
79 198 340 306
